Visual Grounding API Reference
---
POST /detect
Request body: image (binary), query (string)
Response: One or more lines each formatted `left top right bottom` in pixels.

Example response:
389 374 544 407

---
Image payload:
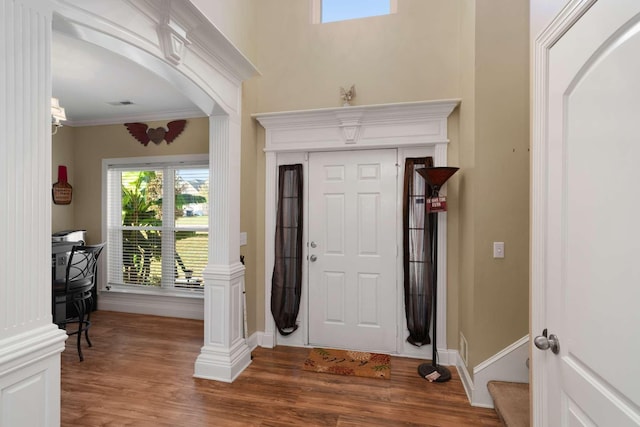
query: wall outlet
460 332 469 366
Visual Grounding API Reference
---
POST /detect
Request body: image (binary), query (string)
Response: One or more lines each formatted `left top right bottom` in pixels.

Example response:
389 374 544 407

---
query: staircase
487 381 530 427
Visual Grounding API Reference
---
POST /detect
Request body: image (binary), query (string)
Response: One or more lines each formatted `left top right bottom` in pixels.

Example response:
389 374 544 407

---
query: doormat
303 348 391 380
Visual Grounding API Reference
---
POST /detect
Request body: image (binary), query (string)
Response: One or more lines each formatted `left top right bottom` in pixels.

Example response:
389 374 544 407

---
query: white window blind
106 159 209 292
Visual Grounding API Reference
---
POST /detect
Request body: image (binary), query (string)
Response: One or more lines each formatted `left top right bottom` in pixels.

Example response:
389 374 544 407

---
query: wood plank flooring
61 311 501 426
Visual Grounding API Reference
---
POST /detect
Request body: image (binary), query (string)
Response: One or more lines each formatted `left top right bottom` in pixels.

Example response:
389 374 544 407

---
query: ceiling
52 31 205 127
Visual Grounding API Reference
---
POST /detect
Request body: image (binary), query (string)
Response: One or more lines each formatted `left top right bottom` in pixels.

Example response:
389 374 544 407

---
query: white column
0 0 67 425
194 114 251 382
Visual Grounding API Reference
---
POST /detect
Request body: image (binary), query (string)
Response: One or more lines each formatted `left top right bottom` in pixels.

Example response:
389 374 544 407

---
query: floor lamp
416 166 459 383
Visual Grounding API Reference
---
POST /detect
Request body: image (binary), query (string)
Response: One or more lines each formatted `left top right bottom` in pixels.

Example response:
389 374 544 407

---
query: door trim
255 100 460 356
532 1 597 425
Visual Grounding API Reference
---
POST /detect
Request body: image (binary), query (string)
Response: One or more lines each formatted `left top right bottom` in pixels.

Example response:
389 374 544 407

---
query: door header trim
254 99 460 153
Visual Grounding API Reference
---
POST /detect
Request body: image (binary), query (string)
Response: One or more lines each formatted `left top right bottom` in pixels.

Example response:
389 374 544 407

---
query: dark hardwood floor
61 311 500 426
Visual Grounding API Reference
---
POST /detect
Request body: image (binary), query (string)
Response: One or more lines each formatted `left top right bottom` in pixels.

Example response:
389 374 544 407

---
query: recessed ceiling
52 31 205 127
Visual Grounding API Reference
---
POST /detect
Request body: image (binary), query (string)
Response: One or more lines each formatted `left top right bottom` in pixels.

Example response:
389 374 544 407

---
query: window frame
102 154 209 297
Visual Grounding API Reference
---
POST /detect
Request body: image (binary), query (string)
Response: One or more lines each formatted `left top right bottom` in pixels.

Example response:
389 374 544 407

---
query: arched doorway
51 0 257 383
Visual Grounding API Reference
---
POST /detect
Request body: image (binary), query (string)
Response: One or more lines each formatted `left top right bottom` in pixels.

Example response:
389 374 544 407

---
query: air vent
107 100 135 106
460 332 468 366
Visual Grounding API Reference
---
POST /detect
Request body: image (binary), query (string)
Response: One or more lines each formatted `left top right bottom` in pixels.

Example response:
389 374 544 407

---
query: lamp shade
416 166 459 190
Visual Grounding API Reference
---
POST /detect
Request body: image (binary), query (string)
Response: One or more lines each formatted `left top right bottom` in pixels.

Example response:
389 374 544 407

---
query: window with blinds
106 157 209 292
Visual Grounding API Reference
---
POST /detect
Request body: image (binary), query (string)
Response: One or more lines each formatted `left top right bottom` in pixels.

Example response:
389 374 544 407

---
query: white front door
308 149 397 353
535 1 640 425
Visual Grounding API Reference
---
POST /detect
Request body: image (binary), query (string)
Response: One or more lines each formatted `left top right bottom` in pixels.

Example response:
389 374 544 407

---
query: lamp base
417 363 452 383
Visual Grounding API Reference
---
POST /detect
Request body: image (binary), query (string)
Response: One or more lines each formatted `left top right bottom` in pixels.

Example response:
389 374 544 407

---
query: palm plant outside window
106 159 208 292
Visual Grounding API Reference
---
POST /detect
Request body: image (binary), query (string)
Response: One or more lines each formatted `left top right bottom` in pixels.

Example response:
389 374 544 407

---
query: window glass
322 0 391 23
174 168 209 289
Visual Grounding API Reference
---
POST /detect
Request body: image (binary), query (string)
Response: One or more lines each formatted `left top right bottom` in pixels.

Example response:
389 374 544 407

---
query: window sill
102 284 204 299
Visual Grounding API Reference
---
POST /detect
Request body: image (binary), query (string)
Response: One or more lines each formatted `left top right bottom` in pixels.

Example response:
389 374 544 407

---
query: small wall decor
340 85 355 106
52 165 72 205
124 120 187 146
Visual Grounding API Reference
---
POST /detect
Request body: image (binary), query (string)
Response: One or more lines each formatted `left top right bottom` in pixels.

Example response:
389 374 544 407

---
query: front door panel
308 149 397 353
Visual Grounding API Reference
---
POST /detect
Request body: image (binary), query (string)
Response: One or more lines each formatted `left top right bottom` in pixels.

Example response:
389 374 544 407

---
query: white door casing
533 1 640 425
255 100 459 357
308 149 397 353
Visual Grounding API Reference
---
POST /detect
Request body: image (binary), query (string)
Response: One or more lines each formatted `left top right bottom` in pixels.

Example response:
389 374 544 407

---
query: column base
193 339 252 383
0 325 67 425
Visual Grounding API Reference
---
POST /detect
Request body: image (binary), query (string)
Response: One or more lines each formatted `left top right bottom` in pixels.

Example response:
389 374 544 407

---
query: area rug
303 348 391 379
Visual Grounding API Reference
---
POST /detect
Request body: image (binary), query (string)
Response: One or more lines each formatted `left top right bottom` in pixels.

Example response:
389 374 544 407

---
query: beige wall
52 126 76 233
458 0 530 369
189 0 257 64
458 0 477 362
240 78 260 336
252 0 461 112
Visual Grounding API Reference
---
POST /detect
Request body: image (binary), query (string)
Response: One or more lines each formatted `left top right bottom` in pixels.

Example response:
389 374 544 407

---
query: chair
53 243 105 361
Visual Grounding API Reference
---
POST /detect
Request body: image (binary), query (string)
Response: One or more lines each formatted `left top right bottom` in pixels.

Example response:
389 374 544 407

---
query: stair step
487 381 530 427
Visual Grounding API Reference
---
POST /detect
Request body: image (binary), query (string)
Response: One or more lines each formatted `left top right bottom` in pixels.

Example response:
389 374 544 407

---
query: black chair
53 243 105 361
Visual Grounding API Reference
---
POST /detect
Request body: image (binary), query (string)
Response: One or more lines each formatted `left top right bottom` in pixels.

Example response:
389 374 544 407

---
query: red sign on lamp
426 196 447 213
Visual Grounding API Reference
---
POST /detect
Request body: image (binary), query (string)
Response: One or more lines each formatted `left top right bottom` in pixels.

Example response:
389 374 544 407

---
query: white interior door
535 1 640 425
308 149 397 353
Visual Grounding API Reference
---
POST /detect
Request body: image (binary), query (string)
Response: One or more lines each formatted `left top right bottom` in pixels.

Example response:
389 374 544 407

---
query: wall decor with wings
124 120 187 146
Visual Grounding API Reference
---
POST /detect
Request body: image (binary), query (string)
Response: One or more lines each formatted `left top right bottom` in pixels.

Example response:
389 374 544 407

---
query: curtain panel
271 164 304 335
403 157 435 346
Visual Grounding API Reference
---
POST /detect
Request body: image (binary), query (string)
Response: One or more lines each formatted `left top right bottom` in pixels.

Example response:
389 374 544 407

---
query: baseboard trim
474 335 530 374
257 331 275 348
456 351 476 405
99 291 204 320
246 332 259 351
472 335 530 408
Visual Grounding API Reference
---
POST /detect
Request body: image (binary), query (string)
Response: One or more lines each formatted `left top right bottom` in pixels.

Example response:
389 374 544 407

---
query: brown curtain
403 157 435 346
271 164 303 335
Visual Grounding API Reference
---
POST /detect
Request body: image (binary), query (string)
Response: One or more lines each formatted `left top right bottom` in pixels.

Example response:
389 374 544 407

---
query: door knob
309 255 317 262
310 241 317 248
534 329 560 354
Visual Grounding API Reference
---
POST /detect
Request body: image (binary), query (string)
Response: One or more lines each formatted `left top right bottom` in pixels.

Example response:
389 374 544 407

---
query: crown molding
64 108 205 127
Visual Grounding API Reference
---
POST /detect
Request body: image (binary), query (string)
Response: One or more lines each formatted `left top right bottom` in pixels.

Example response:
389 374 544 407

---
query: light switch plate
493 242 505 258
240 232 247 246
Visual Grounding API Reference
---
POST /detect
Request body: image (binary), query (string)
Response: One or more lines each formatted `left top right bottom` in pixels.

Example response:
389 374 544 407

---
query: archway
51 0 257 382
